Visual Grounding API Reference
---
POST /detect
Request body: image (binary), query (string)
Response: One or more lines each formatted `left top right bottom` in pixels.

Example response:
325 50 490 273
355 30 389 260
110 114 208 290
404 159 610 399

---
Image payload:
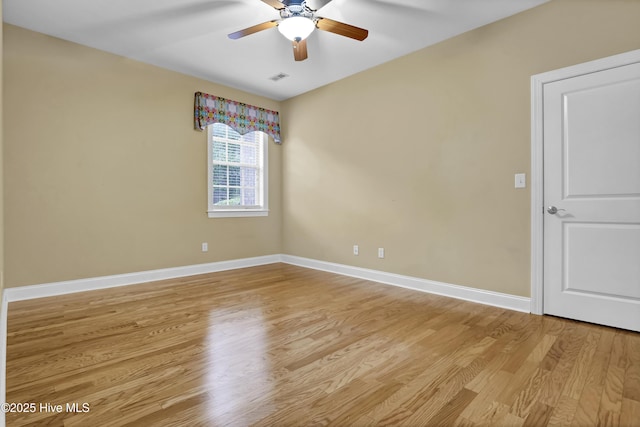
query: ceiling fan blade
293 39 308 61
315 17 368 41
307 0 333 11
260 0 286 10
228 20 278 39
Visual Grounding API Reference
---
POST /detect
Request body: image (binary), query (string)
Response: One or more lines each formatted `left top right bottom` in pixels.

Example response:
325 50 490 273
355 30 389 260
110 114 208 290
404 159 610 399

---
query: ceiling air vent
269 72 289 82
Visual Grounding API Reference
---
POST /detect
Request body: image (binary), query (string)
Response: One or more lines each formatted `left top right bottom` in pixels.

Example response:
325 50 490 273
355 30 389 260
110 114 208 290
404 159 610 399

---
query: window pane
243 188 257 205
241 168 257 187
213 165 228 185
241 131 258 142
213 141 227 162
228 143 241 163
229 166 241 186
213 123 227 138
228 188 241 205
213 187 228 205
241 144 257 164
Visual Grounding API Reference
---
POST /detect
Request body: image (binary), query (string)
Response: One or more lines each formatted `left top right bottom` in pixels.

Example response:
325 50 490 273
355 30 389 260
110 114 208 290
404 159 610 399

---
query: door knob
547 206 565 214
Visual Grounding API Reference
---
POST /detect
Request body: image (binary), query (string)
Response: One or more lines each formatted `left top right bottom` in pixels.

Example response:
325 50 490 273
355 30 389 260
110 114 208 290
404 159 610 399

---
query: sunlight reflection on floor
205 306 275 424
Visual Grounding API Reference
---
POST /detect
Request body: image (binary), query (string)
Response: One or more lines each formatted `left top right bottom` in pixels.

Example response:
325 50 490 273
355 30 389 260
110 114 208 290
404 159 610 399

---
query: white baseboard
2 254 532 311
2 255 281 303
281 255 531 313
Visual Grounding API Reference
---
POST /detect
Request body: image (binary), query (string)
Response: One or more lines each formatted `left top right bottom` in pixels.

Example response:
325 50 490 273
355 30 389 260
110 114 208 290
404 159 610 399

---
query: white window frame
207 124 269 218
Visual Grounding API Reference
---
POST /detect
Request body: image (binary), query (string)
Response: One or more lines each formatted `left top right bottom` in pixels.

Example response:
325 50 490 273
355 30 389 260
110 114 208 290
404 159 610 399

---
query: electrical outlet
378 248 385 259
353 245 359 256
202 242 208 252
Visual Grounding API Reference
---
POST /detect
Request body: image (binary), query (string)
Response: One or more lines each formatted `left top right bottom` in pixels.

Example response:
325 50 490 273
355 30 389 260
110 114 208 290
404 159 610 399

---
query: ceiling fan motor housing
279 0 314 19
282 0 306 11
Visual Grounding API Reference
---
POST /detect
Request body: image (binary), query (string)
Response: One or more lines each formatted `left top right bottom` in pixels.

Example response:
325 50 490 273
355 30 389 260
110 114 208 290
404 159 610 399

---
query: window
208 123 268 218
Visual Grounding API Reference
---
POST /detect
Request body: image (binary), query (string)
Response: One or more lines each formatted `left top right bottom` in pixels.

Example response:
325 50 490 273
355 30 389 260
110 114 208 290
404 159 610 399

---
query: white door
542 59 640 332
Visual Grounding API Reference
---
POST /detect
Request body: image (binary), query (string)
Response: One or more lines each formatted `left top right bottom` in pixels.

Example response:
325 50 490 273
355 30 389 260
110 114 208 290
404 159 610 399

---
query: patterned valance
194 92 281 144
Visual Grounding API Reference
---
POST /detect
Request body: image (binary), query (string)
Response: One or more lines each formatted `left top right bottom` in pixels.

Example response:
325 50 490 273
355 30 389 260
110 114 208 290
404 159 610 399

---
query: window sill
208 209 269 218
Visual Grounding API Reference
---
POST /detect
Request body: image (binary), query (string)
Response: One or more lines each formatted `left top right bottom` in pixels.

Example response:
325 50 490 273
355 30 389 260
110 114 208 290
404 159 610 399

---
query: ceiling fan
228 0 368 61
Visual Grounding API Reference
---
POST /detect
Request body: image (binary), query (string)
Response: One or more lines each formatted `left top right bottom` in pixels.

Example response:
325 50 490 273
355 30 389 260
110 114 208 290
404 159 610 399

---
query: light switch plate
515 173 526 189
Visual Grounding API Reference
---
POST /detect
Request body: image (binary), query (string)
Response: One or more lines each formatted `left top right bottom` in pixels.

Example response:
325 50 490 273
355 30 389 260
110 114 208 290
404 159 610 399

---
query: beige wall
281 0 640 297
4 0 640 297
3 25 282 287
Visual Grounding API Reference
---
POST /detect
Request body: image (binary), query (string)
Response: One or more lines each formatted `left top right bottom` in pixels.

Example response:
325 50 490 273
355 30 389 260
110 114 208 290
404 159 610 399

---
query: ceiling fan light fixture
278 16 315 41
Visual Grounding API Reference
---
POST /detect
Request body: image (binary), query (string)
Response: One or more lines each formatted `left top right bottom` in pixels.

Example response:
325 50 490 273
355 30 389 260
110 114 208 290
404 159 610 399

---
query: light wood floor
5 263 640 426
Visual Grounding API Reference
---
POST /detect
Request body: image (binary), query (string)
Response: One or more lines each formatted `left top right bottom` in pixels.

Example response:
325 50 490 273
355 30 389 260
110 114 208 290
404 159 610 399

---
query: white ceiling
4 0 548 101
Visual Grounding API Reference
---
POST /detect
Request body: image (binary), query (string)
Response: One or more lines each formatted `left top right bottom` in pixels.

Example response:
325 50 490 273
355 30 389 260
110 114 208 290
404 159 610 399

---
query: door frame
530 49 640 315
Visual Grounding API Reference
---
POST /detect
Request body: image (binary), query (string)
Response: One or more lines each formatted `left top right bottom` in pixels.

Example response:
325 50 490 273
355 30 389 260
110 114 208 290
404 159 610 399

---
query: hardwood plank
562 329 601 400
398 358 488 425
597 332 627 426
475 400 522 426
622 332 640 401
510 367 552 419
571 329 616 426
523 401 554 427
423 387 477 426
620 397 640 427
460 370 513 422
537 324 588 406
547 395 579 426
5 263 640 426
495 334 556 407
